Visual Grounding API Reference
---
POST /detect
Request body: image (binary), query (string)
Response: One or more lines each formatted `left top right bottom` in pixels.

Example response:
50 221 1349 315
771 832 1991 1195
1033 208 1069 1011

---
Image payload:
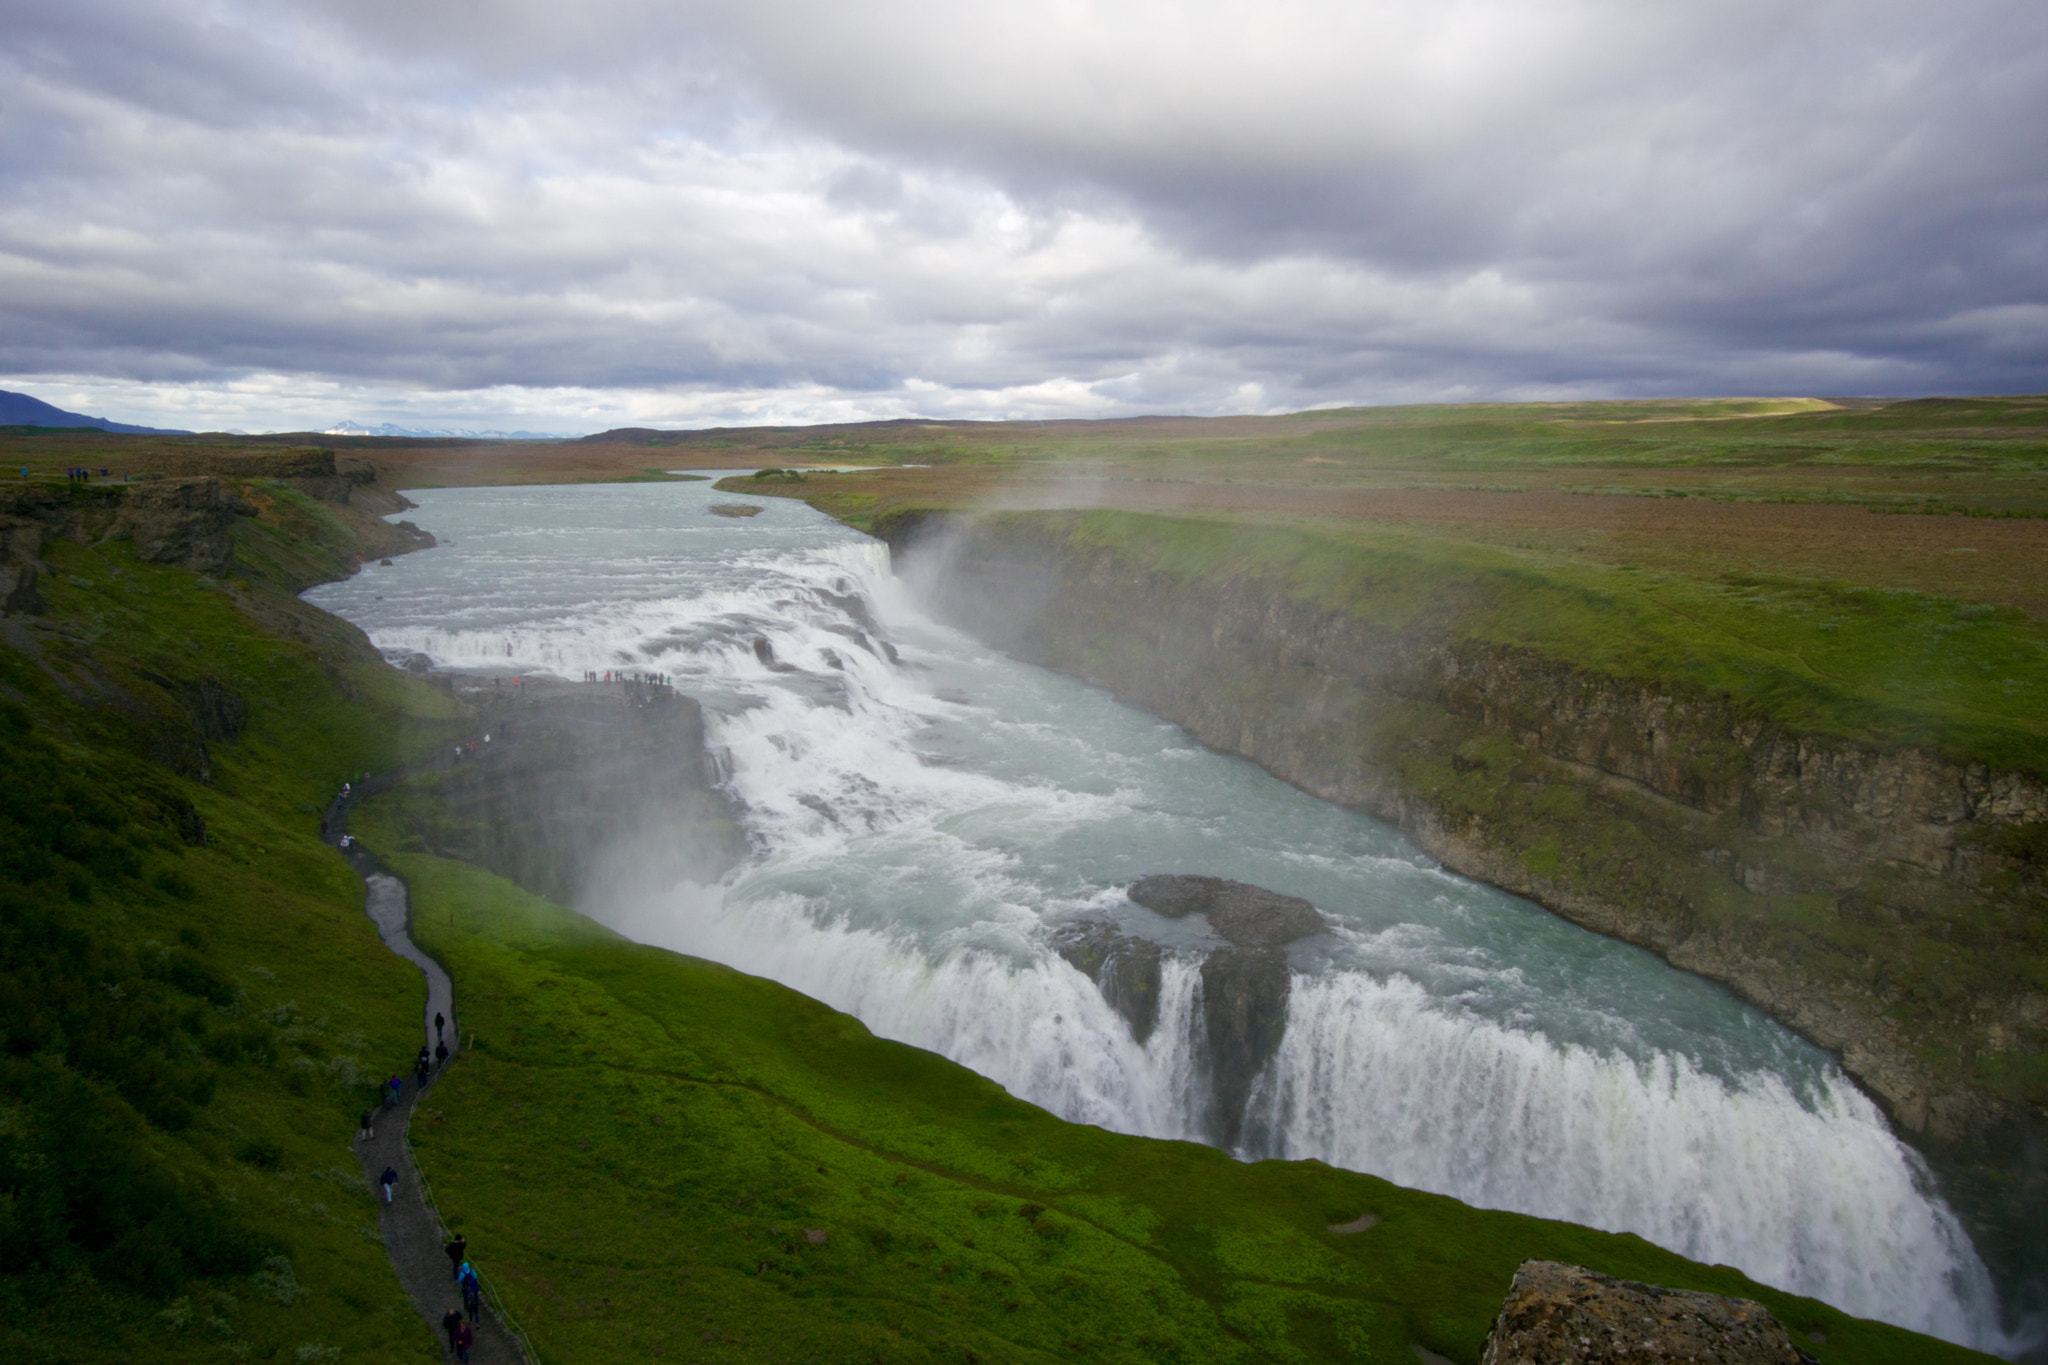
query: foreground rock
1057 875 1325 1147
1479 1261 1813 1365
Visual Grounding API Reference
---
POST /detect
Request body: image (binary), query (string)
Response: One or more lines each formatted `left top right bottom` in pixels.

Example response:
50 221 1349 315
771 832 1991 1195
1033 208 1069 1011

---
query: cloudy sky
3 0 2044 433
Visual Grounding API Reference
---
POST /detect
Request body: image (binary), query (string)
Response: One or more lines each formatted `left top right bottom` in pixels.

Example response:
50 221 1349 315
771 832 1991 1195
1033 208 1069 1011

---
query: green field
1031 509 2048 775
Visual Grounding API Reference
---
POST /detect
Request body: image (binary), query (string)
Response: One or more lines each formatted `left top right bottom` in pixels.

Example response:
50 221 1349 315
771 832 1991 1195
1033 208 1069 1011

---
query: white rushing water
308 477 2009 1351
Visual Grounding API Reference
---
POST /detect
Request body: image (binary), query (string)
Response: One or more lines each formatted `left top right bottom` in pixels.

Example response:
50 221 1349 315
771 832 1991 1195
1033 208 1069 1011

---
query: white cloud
1 0 2042 431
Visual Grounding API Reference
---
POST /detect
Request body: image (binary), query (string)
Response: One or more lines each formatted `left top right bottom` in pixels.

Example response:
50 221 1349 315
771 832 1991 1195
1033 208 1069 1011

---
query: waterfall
309 479 2014 1353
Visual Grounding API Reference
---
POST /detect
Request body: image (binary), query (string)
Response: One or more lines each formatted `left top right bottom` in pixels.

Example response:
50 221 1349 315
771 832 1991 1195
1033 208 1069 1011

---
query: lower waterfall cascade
307 477 2016 1353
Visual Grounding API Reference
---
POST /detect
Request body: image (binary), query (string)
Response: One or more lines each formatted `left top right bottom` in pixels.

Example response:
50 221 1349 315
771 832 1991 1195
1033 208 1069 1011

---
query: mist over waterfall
307 479 2011 1352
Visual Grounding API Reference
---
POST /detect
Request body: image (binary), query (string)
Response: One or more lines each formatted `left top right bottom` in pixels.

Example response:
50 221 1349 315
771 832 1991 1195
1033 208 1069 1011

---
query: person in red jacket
452 1318 474 1363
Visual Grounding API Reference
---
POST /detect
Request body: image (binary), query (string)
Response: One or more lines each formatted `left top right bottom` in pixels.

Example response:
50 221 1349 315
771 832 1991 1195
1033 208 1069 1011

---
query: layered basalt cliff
371 678 747 909
885 511 2048 1186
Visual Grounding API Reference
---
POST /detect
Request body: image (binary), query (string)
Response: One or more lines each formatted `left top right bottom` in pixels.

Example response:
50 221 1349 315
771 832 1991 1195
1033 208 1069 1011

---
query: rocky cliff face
887 511 2048 1284
1057 875 1327 1146
0 478 250 600
377 679 747 909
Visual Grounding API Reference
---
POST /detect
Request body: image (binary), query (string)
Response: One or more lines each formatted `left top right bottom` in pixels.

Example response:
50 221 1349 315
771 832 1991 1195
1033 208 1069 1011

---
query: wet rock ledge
1054 874 1326 1147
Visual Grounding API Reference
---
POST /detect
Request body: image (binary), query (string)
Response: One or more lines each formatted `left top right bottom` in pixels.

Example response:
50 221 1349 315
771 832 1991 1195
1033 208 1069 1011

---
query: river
306 475 2008 1351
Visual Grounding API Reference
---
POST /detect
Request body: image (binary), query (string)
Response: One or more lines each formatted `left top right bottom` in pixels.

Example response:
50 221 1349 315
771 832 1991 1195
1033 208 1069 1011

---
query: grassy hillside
0 493 459 1361
339 828 1994 1365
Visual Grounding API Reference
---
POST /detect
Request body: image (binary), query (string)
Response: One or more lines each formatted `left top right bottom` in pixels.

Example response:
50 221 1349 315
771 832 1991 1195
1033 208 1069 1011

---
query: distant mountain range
0 388 192 435
323 420 566 440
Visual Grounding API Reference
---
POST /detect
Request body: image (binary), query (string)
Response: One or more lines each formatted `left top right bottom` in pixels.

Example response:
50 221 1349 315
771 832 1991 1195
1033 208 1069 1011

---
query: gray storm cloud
1 0 2042 430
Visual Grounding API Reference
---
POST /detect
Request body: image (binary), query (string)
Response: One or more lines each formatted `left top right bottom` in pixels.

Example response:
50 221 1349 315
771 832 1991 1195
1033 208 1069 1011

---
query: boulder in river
1479 1261 1814 1365
1128 874 1323 949
1126 875 1328 1147
1055 876 1330 1147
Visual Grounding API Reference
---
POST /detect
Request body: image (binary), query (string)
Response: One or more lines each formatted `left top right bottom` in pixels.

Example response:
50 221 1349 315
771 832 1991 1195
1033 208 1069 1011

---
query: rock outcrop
1479 1261 1814 1365
0 454 432 613
0 478 250 590
1128 874 1323 947
1135 875 1324 1145
1050 920 1165 1043
1057 875 1326 1146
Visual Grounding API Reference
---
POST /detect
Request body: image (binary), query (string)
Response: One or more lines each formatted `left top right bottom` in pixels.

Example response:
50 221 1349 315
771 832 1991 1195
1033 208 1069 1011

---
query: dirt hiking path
328 781 530 1365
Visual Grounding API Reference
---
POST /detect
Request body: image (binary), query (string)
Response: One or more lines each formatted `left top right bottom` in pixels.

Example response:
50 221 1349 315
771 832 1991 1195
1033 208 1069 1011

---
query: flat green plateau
354 823 1996 1365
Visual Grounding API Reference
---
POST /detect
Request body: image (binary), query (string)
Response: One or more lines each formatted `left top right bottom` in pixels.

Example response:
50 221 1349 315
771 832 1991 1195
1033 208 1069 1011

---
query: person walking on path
357 1109 375 1143
435 1039 450 1069
460 1263 483 1324
435 1011 446 1042
444 1234 468 1280
442 1307 464 1354
380 1165 400 1204
387 1073 403 1107
452 1318 475 1363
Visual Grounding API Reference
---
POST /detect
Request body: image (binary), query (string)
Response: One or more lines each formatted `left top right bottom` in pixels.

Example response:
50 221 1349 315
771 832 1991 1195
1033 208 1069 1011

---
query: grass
0 490 461 1361
348 839 1997 1365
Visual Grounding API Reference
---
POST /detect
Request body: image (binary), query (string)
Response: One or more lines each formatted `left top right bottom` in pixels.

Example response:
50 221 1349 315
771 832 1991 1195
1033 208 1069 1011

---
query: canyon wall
371 680 748 912
886 511 2048 1172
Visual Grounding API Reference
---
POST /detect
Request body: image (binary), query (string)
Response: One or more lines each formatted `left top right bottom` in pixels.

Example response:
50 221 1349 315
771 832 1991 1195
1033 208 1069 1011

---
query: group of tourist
355 1006 489 1359
441 1234 484 1361
356 1011 453 1143
581 668 673 685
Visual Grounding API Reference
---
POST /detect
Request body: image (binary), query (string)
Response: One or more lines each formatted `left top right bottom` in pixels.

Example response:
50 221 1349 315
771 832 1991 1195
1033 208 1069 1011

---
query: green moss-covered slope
0 494 458 1362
